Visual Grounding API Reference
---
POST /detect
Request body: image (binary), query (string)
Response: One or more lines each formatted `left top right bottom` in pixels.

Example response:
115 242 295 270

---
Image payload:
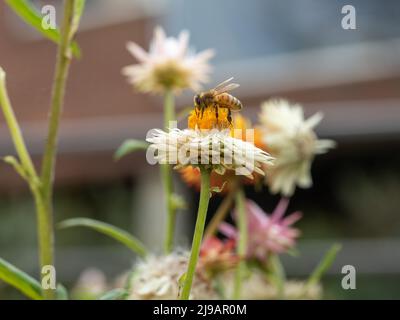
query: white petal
305 112 323 129
152 26 166 55
126 41 149 63
177 30 190 57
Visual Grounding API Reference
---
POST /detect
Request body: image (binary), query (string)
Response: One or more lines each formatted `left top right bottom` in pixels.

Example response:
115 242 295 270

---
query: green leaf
5 0 81 58
170 193 187 211
0 257 43 300
210 182 227 194
306 243 342 287
121 268 138 300
178 272 187 288
114 139 149 160
58 218 147 257
56 283 69 300
70 0 86 38
210 181 227 197
99 288 126 300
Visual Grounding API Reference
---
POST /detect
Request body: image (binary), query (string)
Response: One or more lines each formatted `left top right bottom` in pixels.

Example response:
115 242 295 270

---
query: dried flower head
122 26 214 94
222 270 276 299
128 252 217 300
72 268 108 300
220 199 301 261
180 115 266 191
221 270 322 299
147 128 273 179
259 99 335 196
284 280 323 300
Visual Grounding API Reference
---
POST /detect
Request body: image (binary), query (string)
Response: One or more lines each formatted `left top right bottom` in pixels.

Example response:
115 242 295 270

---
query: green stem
162 89 176 253
180 167 211 300
0 70 37 180
31 186 54 299
164 89 175 130
233 188 247 299
268 254 286 299
38 0 80 299
41 0 76 202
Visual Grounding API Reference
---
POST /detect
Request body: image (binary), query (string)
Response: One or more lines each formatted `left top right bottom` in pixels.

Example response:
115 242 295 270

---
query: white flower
72 268 108 299
146 128 274 178
128 252 217 300
284 280 322 300
122 26 214 93
221 270 277 299
221 270 322 299
259 99 335 196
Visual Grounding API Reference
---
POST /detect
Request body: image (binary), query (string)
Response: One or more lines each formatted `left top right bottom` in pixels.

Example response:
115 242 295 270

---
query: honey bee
193 77 242 124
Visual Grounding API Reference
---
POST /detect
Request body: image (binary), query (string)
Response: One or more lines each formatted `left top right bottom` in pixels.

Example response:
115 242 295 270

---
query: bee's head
194 94 202 108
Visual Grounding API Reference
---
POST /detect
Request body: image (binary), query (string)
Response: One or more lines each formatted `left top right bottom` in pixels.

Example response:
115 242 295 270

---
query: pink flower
219 199 301 261
198 236 239 276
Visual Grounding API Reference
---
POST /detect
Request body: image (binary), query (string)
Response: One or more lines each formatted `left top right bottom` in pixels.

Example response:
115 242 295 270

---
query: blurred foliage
336 169 400 237
324 274 400 299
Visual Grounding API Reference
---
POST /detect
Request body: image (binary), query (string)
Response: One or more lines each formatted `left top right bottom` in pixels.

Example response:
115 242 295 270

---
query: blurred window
165 0 400 62
5 0 167 40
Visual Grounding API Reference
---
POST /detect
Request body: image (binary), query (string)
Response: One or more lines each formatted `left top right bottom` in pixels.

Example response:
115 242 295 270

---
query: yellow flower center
188 106 232 130
153 61 191 90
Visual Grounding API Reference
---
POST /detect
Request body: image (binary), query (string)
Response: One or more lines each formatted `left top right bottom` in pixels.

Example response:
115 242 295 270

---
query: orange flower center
188 106 232 130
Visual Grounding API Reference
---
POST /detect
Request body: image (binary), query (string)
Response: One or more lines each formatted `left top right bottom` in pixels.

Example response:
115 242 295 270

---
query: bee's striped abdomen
215 93 242 111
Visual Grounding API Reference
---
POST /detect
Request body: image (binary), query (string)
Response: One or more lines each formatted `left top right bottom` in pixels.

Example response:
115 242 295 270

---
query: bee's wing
214 77 234 91
214 83 240 95
212 77 240 96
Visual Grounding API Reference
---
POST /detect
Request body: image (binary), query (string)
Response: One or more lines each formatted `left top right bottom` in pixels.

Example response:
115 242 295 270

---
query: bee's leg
215 104 219 120
201 105 205 119
228 109 232 124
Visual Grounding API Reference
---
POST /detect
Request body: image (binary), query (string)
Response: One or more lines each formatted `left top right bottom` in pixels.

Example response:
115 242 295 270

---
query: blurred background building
1 0 400 298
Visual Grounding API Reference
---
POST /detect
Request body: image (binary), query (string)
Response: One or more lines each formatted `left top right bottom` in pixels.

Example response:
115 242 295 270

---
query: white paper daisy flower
128 252 217 300
259 99 335 196
146 128 273 178
122 26 214 94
